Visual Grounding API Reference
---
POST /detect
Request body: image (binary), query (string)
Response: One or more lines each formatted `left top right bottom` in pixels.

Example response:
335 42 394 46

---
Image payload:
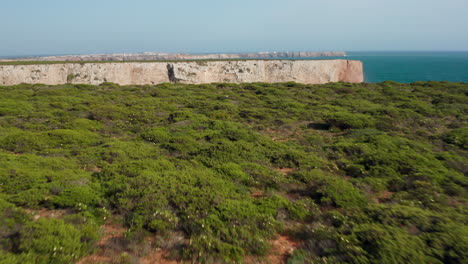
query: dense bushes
443 128 468 149
18 218 93 263
0 81 466 263
0 199 99 264
307 172 367 208
324 112 376 130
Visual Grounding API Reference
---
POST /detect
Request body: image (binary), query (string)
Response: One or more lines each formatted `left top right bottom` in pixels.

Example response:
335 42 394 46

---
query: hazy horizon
2 0 468 57
2 50 468 59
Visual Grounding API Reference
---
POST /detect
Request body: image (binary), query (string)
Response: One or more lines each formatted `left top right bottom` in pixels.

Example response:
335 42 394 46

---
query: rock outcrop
0 60 363 86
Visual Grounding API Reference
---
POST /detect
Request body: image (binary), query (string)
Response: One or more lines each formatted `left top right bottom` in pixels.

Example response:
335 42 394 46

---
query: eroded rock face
0 63 170 86
169 60 364 84
0 60 363 86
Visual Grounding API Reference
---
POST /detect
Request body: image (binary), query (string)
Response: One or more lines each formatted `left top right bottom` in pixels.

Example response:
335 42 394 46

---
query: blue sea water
307 51 468 83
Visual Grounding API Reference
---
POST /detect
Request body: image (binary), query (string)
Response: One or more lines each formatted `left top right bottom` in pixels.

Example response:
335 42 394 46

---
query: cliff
0 60 363 86
0 51 346 62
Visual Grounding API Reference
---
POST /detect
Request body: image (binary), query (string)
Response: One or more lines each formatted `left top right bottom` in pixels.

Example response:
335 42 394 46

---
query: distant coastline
0 51 346 62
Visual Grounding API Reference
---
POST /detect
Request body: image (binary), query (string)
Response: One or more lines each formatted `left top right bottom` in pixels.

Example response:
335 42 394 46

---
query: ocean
307 51 468 83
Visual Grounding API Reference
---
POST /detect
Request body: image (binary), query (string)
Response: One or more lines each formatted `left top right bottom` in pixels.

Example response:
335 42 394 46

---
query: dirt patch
77 224 128 264
271 136 290 142
268 235 298 263
377 190 394 203
140 251 180 264
275 168 295 175
245 235 298 264
251 189 264 198
91 166 102 173
78 222 183 264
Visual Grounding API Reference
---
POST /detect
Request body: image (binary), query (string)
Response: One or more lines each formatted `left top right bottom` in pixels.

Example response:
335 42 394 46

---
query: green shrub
65 118 103 131
443 128 468 149
47 129 100 147
0 131 46 153
353 224 427 264
0 99 33 116
307 173 367 208
18 219 94 263
240 162 283 188
52 184 102 208
325 112 376 130
140 127 171 143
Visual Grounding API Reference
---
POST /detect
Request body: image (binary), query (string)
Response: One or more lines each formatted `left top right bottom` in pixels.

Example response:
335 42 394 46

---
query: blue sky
1 0 467 56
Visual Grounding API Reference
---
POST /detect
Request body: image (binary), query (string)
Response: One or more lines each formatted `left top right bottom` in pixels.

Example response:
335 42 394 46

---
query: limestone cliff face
0 63 169 86
0 60 363 86
170 60 363 84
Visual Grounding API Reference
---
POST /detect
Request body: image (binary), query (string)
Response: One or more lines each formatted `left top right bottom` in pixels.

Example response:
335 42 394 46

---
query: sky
1 0 468 56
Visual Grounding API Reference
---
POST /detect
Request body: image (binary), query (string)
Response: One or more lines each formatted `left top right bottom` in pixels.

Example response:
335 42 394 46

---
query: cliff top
0 58 351 66
0 51 346 63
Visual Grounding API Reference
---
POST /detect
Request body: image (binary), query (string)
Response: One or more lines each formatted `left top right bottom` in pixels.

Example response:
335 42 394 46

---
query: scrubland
0 81 466 263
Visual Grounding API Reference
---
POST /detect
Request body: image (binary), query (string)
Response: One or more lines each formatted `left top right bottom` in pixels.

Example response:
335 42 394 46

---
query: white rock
0 60 363 86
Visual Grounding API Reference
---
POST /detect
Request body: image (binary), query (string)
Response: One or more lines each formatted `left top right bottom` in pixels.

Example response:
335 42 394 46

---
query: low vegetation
0 81 466 263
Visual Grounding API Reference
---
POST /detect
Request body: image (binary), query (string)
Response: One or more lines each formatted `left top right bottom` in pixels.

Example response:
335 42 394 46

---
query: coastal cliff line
0 60 363 86
0 51 346 62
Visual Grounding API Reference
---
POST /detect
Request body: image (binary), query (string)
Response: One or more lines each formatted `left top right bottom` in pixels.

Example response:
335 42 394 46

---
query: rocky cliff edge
0 60 363 86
